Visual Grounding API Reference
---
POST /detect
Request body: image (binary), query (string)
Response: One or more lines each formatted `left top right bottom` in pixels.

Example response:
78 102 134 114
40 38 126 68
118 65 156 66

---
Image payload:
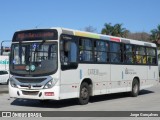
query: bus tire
78 82 90 105
131 79 139 97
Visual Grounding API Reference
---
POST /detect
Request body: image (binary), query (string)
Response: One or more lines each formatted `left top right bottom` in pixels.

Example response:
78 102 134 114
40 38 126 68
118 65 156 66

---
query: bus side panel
59 64 111 99
110 65 131 93
144 65 159 89
91 64 110 96
132 66 148 89
60 68 80 99
75 64 110 96
110 65 147 93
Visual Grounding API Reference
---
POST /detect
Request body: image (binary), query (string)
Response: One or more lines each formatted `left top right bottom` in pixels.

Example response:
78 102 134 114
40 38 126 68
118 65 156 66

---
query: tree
101 23 113 35
83 26 97 33
101 23 129 37
150 24 160 42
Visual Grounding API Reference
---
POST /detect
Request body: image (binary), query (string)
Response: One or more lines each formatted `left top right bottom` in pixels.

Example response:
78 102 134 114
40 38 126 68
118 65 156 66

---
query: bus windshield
10 42 58 76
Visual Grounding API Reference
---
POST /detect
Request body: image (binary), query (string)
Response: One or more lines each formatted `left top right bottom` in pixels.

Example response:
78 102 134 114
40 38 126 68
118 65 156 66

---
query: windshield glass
10 42 58 76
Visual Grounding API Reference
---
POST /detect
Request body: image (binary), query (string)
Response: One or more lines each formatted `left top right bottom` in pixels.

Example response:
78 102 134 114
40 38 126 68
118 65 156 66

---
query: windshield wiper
40 40 46 46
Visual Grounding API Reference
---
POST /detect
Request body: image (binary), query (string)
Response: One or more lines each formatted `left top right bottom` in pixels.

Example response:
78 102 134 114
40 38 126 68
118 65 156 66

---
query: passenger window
146 48 156 64
109 42 122 63
70 42 77 62
79 39 93 62
135 46 146 64
61 40 77 64
124 45 135 63
94 41 108 62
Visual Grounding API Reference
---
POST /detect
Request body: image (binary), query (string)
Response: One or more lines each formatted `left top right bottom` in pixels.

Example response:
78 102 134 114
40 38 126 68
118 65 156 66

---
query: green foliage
101 23 129 38
150 24 160 41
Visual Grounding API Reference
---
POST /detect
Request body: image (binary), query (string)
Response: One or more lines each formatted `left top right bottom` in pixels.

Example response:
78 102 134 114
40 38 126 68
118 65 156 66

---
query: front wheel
78 82 90 105
131 79 139 97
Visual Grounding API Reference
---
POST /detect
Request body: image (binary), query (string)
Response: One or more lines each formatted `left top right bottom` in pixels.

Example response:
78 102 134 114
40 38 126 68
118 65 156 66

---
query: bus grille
22 91 39 95
20 85 42 88
15 78 46 83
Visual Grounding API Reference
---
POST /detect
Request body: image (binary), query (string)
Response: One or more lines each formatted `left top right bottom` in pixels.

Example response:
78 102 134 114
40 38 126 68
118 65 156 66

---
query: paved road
0 83 160 119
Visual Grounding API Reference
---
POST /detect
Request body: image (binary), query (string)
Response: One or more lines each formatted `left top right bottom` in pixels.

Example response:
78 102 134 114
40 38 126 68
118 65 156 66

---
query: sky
0 0 160 46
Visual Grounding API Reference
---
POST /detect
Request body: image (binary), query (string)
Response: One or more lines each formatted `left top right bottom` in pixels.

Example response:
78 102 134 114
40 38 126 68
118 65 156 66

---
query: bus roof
58 27 156 48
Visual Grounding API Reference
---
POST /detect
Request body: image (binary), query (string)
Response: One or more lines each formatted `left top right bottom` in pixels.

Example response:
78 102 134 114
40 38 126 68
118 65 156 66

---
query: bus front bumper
9 85 60 100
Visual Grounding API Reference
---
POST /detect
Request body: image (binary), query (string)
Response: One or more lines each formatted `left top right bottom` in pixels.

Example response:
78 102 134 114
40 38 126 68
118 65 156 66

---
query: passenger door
60 35 79 99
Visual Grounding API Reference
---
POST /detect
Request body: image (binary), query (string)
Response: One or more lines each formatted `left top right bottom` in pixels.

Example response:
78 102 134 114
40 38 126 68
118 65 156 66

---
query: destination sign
13 29 58 42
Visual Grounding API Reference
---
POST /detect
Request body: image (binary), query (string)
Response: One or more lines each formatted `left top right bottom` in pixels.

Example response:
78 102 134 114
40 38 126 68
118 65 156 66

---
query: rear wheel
131 78 139 97
78 82 90 105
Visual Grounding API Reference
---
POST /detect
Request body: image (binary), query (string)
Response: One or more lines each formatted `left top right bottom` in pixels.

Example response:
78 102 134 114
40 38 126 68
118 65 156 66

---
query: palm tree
101 23 129 38
112 24 129 37
150 24 160 42
101 23 114 35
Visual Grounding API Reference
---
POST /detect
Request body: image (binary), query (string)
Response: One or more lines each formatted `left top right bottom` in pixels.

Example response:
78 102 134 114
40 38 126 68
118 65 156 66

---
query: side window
146 48 156 64
0 71 3 75
79 38 93 62
60 36 78 64
109 42 122 63
135 46 146 64
70 42 77 62
3 71 8 74
124 45 135 64
94 41 108 62
0 71 8 75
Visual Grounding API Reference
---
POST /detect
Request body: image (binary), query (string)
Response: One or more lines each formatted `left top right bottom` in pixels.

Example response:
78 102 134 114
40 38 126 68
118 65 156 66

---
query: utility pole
1 40 11 55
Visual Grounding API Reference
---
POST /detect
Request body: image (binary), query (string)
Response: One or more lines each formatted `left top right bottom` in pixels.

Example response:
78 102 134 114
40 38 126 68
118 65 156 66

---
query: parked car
0 70 9 84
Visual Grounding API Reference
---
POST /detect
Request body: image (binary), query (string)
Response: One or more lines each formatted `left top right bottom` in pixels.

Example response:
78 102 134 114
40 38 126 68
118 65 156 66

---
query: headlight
43 80 54 89
10 79 18 88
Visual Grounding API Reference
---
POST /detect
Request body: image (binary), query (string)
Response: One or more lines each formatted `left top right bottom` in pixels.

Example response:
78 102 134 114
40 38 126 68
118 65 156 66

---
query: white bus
9 28 159 105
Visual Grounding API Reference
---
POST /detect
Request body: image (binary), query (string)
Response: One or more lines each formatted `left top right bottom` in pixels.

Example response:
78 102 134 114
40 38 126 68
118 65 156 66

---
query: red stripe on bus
110 37 120 42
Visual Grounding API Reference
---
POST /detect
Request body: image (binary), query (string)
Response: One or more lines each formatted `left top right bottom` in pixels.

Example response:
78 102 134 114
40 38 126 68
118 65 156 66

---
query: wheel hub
81 87 88 99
